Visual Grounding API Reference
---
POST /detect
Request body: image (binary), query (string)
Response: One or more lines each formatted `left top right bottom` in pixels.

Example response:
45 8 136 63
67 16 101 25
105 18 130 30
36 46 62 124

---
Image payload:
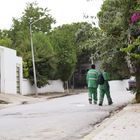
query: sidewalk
83 103 140 140
0 93 45 109
0 89 86 109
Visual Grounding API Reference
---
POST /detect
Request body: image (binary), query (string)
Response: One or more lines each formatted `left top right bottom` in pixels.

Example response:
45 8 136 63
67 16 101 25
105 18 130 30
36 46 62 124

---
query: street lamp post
90 53 94 64
29 17 45 96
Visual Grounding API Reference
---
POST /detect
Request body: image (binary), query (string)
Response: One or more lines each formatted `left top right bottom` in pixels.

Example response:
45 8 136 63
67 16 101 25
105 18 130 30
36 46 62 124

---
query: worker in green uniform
86 64 99 104
98 70 113 106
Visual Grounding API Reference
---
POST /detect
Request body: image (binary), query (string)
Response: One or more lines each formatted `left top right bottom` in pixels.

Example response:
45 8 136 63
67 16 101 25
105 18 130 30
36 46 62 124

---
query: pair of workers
86 64 113 106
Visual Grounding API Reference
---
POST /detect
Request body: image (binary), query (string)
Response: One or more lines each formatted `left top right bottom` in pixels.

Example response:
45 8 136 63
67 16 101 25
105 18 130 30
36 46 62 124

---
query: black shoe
94 101 97 105
89 101 92 104
89 99 92 104
108 102 113 105
99 103 102 106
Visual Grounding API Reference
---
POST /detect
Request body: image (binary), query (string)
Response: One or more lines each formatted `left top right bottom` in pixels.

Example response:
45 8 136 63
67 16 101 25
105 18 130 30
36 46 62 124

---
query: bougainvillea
131 12 140 24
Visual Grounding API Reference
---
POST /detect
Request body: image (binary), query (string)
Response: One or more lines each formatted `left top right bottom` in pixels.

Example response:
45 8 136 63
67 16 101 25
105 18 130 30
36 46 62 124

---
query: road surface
0 87 134 140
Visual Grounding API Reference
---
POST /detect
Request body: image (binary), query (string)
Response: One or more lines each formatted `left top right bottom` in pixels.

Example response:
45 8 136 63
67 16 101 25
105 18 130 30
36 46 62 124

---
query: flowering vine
131 12 140 24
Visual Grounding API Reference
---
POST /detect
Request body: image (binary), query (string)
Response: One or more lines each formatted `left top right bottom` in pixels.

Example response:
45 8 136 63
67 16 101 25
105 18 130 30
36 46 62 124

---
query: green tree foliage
8 2 56 87
9 2 55 57
0 38 12 48
48 23 82 82
75 23 100 62
120 0 140 102
0 30 12 48
95 0 131 79
0 2 92 88
28 32 57 87
93 0 140 101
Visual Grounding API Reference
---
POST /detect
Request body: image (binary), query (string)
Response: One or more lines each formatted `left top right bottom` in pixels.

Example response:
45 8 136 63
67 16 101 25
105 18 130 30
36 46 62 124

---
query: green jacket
86 69 98 88
99 71 110 90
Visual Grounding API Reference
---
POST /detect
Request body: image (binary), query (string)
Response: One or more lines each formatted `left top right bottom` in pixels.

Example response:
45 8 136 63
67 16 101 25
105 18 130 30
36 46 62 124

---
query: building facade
0 46 23 94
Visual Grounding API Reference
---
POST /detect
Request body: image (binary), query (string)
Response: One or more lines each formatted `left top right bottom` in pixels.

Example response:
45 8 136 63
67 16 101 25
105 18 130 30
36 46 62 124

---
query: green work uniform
86 69 98 104
99 71 113 105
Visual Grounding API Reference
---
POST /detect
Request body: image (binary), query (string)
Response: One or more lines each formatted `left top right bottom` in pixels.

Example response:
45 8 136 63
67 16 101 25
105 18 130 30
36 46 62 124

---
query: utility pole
29 16 45 96
90 53 94 64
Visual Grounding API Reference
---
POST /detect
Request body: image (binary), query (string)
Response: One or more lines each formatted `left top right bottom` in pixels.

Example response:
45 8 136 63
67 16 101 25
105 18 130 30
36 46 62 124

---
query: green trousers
99 88 112 105
88 87 97 103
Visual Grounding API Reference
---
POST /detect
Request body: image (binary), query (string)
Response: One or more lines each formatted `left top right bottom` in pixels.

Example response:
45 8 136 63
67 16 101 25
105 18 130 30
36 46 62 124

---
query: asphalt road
0 90 134 140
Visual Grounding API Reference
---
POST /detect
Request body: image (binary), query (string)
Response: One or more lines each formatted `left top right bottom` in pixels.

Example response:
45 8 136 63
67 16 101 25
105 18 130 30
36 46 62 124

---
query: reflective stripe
88 71 98 74
89 78 97 80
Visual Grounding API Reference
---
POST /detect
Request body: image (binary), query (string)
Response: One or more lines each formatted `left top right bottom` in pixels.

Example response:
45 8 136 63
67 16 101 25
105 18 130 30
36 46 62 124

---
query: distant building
0 46 23 94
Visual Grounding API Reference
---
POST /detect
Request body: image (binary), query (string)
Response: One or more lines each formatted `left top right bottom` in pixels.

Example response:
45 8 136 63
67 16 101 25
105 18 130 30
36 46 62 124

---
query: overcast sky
0 0 103 30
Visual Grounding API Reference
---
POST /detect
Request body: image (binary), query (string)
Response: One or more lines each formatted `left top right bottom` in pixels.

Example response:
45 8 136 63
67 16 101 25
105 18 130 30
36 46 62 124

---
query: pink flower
131 12 140 23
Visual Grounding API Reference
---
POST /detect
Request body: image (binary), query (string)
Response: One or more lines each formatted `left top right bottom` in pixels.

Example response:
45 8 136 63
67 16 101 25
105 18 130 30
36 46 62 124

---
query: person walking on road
86 64 99 104
98 69 113 106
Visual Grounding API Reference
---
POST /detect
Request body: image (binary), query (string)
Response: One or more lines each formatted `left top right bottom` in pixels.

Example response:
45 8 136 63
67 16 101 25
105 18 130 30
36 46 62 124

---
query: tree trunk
135 62 140 103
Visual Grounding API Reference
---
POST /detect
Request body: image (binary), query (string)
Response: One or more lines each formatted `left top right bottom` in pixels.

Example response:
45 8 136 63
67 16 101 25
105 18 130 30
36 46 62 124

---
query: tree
96 0 131 79
48 23 80 82
0 30 12 48
0 2 94 89
29 32 57 87
47 22 95 88
94 0 140 102
8 2 56 87
121 0 140 102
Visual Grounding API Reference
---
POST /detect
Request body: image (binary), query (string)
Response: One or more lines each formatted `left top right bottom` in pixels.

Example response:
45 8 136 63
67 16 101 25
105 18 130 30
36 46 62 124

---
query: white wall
109 79 129 92
37 80 64 93
22 79 35 95
4 48 17 94
22 79 129 96
0 48 4 93
22 79 64 95
97 79 129 95
0 46 22 94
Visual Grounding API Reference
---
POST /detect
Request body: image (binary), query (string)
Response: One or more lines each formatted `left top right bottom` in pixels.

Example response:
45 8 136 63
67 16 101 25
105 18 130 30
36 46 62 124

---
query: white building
0 46 64 95
0 46 22 94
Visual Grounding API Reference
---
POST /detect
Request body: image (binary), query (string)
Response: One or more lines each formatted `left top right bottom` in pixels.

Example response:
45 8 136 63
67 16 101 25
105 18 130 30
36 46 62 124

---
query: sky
0 0 103 30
